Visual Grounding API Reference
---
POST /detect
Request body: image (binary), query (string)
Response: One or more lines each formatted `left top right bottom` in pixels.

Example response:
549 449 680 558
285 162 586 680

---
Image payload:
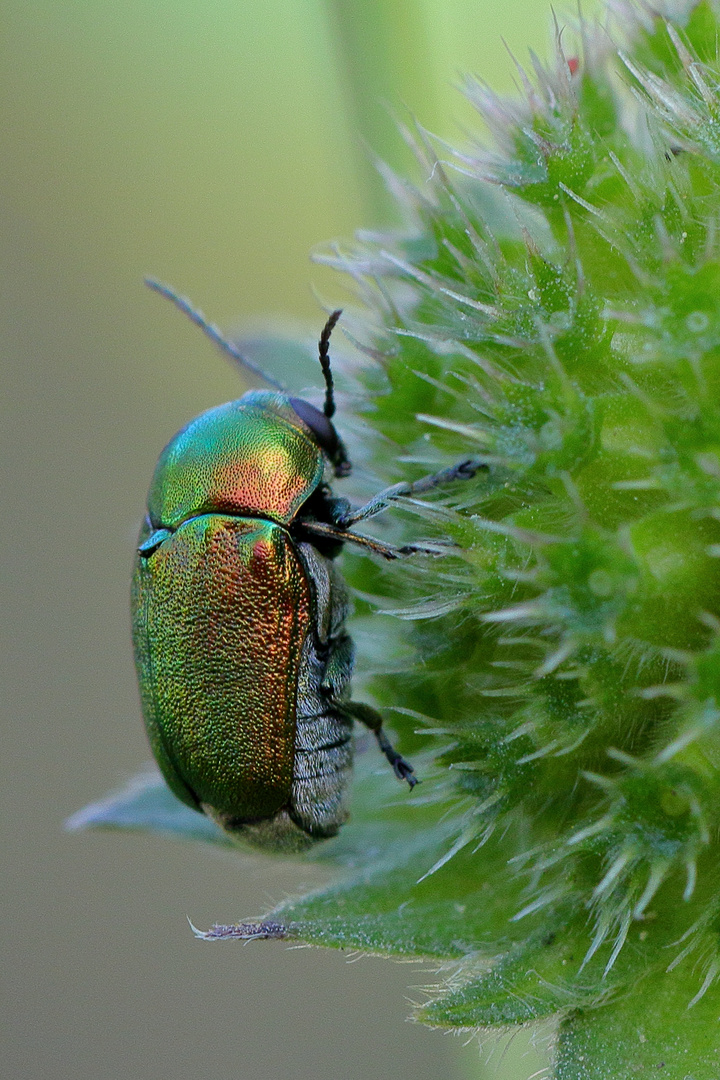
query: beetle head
288 396 351 477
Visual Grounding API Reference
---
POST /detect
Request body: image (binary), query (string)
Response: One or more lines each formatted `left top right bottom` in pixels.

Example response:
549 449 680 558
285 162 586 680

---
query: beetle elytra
132 280 483 850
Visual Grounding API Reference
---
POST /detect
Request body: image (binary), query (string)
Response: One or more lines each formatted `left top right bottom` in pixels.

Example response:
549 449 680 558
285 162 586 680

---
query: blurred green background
2 2 575 1077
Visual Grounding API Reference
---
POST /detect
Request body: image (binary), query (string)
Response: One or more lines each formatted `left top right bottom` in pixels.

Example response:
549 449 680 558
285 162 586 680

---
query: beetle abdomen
132 515 309 821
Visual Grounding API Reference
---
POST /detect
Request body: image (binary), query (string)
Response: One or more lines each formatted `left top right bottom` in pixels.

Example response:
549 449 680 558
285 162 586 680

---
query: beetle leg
137 527 173 558
298 520 447 560
339 700 418 788
334 457 486 527
321 634 355 696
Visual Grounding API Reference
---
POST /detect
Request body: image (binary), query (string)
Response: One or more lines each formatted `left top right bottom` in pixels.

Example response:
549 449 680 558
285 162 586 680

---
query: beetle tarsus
338 700 419 788
394 757 419 789
296 520 458 561
373 726 419 789
336 457 487 528
396 539 458 558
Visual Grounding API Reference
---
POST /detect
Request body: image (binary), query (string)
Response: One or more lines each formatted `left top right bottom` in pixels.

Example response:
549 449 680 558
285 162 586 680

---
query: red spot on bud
567 57 579 75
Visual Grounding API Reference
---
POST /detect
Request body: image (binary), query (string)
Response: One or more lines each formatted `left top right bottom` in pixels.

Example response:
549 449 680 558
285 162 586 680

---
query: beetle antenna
145 277 286 392
318 309 342 418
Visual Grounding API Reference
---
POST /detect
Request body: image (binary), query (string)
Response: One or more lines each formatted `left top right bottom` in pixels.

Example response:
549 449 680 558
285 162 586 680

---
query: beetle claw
393 757 420 789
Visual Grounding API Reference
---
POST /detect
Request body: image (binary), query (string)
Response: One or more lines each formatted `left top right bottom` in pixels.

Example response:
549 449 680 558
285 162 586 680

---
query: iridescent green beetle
132 280 482 851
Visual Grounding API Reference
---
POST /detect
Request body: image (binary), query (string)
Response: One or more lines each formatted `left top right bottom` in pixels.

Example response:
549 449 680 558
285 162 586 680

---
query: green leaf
72 763 545 962
270 822 528 957
64 766 231 845
555 963 720 1079
419 920 614 1027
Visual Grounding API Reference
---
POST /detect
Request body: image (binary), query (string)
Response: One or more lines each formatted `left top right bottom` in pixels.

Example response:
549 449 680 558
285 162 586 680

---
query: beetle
132 279 482 851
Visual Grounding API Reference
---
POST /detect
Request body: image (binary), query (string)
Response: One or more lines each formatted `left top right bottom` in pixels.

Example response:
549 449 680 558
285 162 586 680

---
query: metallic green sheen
147 391 324 529
132 514 311 821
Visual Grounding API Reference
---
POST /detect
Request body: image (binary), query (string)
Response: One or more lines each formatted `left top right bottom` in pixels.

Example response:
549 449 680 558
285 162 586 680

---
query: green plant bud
310 0 720 1070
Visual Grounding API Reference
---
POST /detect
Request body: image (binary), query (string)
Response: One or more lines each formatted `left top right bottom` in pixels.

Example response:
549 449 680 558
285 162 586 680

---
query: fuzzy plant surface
71 1 720 1076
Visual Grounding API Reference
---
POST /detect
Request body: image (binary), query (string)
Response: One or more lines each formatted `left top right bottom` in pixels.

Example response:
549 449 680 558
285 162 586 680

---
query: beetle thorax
147 394 325 528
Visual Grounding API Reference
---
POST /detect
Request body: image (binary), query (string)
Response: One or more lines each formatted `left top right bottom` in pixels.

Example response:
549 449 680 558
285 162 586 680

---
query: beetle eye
289 397 339 456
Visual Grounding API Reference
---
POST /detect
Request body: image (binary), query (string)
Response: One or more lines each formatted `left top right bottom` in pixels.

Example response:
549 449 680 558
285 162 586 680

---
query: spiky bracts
318 0 720 1028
